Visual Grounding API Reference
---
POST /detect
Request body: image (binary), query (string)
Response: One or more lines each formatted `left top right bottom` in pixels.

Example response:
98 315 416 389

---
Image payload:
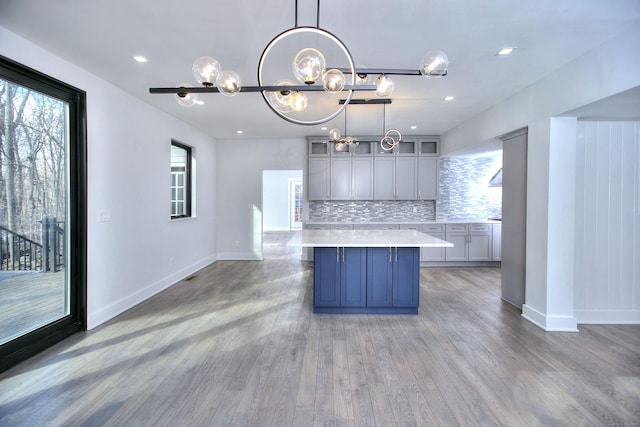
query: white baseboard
217 252 263 261
87 254 216 329
575 310 640 324
522 304 579 332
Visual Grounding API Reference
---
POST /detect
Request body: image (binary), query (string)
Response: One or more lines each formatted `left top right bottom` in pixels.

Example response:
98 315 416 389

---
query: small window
171 141 192 219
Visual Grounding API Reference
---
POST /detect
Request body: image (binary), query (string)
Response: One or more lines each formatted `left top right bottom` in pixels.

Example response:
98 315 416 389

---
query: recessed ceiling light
132 55 148 63
496 47 516 56
410 125 417 130
321 126 327 130
237 130 243 134
444 96 454 101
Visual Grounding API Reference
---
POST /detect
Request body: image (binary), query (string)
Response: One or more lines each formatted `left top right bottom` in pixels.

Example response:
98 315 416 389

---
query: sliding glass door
0 56 86 372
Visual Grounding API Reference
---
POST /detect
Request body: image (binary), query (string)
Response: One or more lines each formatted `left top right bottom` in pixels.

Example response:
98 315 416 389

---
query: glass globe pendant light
375 75 394 97
329 128 341 141
293 48 326 84
420 50 449 79
267 80 295 113
192 56 221 86
216 70 242 96
175 83 199 107
289 91 308 112
322 69 345 93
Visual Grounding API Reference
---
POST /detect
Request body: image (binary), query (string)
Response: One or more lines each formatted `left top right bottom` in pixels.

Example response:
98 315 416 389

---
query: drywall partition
498 129 527 309
574 121 640 324
0 26 218 329
216 139 306 260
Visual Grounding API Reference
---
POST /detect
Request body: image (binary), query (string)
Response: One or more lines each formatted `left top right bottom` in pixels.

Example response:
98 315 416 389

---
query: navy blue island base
313 246 420 314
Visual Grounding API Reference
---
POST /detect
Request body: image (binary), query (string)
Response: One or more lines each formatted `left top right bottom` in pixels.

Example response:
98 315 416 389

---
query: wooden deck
0 270 66 345
0 231 638 426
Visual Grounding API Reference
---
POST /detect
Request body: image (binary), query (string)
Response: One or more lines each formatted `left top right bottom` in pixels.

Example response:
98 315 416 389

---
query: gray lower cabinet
444 223 492 261
420 224 446 262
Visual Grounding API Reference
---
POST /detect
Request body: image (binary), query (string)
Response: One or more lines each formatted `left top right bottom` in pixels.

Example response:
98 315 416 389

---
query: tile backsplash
308 155 502 222
309 200 436 222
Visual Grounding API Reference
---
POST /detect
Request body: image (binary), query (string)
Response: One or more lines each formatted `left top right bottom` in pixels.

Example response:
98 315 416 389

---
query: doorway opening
262 170 303 260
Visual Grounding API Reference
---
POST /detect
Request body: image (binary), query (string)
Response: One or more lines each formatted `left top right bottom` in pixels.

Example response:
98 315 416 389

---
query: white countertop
298 229 454 248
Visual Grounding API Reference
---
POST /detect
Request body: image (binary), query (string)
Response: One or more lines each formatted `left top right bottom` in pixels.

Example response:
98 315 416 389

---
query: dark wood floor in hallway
1 231 638 426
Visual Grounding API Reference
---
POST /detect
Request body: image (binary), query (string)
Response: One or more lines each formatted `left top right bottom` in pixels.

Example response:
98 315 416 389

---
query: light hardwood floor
0 231 638 426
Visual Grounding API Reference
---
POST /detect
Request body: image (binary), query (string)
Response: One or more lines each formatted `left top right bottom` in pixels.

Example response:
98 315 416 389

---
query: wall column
523 117 578 331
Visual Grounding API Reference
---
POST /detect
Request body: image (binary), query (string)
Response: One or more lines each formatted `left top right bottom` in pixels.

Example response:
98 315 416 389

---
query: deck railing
0 219 64 272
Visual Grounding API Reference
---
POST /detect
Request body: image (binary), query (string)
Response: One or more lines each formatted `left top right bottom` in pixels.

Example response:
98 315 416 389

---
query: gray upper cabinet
330 157 351 200
395 157 418 200
373 157 395 200
308 135 437 201
373 156 417 200
418 157 439 200
351 157 374 199
308 157 330 200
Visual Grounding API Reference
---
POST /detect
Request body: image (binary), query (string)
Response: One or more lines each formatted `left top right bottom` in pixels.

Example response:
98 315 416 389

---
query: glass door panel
0 78 70 345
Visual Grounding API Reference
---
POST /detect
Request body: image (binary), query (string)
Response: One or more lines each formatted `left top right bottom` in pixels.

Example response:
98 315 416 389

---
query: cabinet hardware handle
336 247 340 262
395 247 398 262
342 247 345 262
389 247 392 262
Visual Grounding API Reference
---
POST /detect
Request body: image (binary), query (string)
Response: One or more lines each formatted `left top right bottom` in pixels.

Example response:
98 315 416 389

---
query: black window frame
170 140 192 219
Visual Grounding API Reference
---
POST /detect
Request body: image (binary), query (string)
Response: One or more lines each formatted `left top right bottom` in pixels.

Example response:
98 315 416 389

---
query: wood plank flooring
0 231 638 426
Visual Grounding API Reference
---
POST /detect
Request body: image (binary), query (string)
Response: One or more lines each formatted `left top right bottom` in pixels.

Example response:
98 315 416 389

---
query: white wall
574 121 640 323
441 25 640 328
216 139 306 260
0 26 218 329
263 170 303 231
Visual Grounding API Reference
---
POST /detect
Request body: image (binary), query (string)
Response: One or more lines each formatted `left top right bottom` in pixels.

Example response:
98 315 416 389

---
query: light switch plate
98 210 112 222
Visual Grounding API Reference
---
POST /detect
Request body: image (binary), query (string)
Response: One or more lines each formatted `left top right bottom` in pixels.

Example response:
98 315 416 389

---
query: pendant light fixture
149 0 449 126
380 103 402 151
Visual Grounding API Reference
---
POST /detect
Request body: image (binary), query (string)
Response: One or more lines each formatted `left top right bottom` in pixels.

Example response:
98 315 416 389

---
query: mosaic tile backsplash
309 156 502 222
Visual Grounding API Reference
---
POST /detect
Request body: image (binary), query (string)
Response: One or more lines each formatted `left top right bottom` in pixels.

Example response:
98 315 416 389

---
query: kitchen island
300 229 453 314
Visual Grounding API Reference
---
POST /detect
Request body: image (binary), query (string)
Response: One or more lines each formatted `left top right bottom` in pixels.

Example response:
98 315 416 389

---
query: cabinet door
330 157 351 200
308 157 330 200
351 157 373 200
418 157 439 200
373 157 395 200
313 247 341 307
341 248 367 307
393 247 419 307
366 248 393 307
492 224 502 261
445 233 468 261
469 232 492 261
421 232 446 262
395 157 417 200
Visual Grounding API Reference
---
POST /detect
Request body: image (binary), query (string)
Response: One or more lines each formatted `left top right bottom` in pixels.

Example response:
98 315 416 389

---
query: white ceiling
1 0 639 140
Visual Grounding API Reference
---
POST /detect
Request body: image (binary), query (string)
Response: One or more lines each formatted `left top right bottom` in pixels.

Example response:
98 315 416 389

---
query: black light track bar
334 67 447 77
149 84 377 95
338 98 392 105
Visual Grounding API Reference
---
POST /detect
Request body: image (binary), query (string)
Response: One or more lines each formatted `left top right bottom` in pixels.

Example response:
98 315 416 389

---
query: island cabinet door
393 247 420 307
341 248 367 307
366 248 394 307
313 247 341 307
